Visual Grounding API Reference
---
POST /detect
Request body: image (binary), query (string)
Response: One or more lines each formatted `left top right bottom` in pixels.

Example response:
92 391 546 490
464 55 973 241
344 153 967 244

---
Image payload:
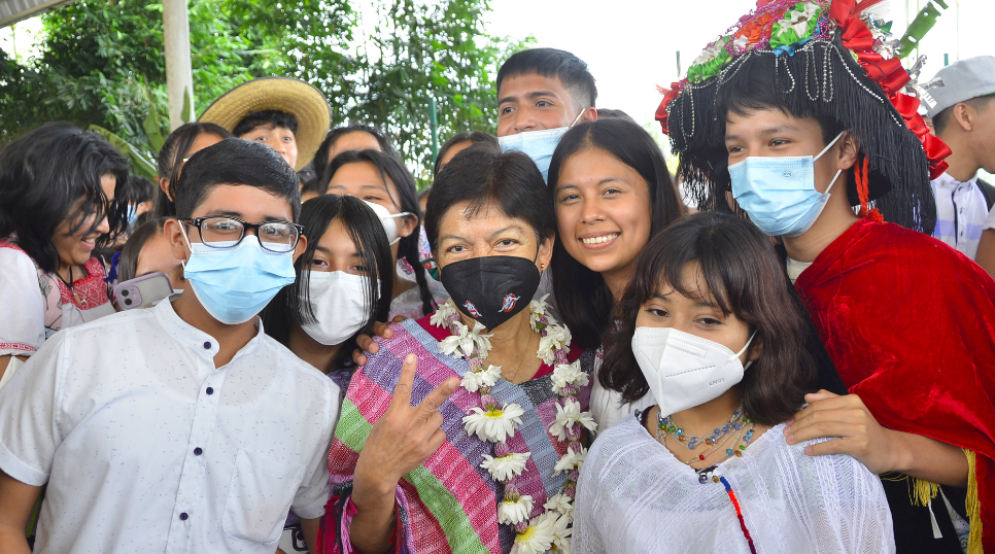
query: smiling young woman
0 123 130 384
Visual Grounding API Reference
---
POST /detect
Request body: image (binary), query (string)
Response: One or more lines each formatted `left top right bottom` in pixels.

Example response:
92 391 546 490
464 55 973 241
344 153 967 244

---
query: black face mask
440 255 542 331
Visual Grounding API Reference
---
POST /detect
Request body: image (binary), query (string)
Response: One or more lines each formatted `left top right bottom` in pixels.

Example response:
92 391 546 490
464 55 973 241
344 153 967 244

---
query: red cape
795 218 995 549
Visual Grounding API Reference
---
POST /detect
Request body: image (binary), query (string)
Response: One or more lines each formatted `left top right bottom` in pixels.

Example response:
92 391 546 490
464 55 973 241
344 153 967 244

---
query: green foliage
0 0 522 179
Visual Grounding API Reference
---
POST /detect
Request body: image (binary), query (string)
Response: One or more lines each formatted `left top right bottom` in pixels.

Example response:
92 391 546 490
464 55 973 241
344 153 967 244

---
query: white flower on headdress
430 300 459 328
498 494 534 526
692 39 727 66
537 324 571 365
731 35 750 53
461 364 502 393
549 511 572 554
551 360 589 395
513 512 557 554
549 399 597 441
543 493 574 518
783 2 820 38
481 452 531 482
554 445 588 475
463 403 525 443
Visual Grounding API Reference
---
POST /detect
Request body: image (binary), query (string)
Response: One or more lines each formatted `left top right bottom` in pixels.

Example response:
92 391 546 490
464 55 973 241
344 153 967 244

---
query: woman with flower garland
573 213 893 553
320 147 597 554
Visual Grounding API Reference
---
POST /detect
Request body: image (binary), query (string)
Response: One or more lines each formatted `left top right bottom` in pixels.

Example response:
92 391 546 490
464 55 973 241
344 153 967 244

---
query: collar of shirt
153 297 264 365
933 171 979 191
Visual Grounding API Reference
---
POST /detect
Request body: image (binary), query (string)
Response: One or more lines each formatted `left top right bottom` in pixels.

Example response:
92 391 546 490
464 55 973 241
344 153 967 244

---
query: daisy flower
553 445 588 475
461 364 502 393
481 452 532 482
513 512 557 554
498 494 534 526
549 399 597 441
463 403 525 443
551 360 589 395
430 300 459 327
543 493 574 518
537 324 571 365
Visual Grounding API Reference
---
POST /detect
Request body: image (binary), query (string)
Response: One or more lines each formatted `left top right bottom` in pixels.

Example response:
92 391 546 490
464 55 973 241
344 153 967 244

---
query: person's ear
747 335 763 363
536 235 554 273
291 234 308 264
162 218 191 262
159 177 173 201
953 103 975 133
836 132 859 172
396 213 418 239
581 107 597 124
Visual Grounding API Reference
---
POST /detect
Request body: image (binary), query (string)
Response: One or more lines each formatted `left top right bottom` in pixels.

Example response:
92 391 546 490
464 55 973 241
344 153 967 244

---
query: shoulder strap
976 178 995 211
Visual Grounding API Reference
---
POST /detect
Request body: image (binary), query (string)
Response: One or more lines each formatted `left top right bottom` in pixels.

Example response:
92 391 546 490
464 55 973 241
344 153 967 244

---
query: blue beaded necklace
656 407 749 450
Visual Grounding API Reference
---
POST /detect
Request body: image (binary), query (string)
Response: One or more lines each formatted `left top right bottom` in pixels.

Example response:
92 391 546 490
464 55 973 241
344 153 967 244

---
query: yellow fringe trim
965 449 982 554
909 477 940 507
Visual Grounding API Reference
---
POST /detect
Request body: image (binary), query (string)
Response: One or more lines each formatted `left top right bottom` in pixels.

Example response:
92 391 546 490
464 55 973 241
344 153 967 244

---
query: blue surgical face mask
126 205 139 227
498 108 586 183
729 132 845 238
179 228 296 325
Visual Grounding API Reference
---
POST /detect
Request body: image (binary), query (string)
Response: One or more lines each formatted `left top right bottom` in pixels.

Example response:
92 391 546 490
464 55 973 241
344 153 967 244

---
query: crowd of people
0 0 994 553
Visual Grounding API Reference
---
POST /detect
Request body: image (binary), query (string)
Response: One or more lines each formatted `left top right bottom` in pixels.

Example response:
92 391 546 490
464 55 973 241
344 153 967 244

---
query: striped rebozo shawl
320 316 594 553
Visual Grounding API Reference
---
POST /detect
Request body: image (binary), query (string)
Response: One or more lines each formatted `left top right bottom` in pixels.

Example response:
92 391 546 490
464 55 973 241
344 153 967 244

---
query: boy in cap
923 56 995 260
200 77 331 171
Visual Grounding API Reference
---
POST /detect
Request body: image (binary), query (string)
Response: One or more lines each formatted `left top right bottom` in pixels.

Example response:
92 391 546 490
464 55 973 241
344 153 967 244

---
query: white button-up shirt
931 172 993 259
0 299 340 554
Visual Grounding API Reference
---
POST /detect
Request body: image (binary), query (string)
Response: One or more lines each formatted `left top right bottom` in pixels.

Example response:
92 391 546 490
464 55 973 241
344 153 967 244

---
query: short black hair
547 118 685 349
932 93 995 136
0 122 130 273
262 194 393 369
173 138 302 220
601 212 820 425
497 48 598 111
233 110 299 138
425 146 555 252
434 131 499 176
153 122 232 217
595 108 636 124
313 124 395 182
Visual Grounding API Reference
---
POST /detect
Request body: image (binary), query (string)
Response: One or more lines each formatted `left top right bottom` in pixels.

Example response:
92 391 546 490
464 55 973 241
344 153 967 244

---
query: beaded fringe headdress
657 0 951 234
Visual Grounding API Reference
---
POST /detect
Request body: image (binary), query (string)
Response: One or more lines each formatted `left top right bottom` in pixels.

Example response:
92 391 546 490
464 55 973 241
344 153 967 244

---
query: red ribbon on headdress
656 82 683 136
830 0 950 178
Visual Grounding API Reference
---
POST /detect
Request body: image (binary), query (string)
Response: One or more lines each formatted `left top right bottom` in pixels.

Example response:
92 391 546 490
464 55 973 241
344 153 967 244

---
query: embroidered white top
573 416 895 554
0 299 340 554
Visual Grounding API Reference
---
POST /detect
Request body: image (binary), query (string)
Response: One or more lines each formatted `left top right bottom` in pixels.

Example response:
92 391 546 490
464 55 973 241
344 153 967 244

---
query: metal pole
163 0 194 130
429 96 439 163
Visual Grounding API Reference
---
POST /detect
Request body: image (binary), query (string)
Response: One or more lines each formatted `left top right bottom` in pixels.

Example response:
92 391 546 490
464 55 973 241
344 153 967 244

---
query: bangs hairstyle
153 122 232 217
117 218 166 283
497 48 598 111
425 146 556 252
547 118 685 349
321 149 436 317
600 212 818 426
313 125 395 184
263 195 393 362
173 138 302 220
434 131 499 176
232 110 299 137
0 122 130 274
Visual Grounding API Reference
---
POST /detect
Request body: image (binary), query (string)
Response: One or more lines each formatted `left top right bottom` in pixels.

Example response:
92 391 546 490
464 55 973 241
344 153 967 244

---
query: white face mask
363 200 412 246
300 271 378 346
498 108 587 183
631 327 756 418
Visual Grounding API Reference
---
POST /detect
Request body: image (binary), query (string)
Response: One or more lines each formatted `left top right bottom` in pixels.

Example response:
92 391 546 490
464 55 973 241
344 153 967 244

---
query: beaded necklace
656 407 748 450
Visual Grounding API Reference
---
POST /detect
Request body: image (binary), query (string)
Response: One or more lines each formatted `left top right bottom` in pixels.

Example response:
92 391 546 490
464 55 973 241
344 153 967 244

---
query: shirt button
206 387 214 395
194 447 203 455
179 512 189 521
203 342 211 349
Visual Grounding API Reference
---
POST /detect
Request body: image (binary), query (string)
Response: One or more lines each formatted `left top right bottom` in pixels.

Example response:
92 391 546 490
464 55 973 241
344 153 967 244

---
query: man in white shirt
0 139 339 554
923 56 995 260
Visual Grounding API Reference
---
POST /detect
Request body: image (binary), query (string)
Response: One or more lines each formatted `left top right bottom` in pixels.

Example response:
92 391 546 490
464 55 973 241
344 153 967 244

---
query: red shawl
795 218 995 550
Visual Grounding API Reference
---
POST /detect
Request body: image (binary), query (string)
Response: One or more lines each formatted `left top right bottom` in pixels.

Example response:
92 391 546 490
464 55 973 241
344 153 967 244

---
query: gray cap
922 56 995 119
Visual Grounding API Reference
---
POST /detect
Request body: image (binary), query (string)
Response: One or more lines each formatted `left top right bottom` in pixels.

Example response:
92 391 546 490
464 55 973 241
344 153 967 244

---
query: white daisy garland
435 297 594 551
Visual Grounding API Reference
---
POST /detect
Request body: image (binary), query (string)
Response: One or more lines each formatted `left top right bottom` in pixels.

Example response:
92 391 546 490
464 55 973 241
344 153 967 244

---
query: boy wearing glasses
0 139 339 554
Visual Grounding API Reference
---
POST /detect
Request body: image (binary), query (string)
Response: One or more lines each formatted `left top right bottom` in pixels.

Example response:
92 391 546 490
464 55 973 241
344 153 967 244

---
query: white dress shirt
0 299 340 554
930 172 993 259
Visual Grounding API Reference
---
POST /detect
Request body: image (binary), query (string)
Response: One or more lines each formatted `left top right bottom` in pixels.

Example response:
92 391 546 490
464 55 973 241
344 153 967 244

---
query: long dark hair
263 195 393 369
321 149 436 317
547 118 684 349
601 213 818 426
312 124 395 184
152 122 232 217
0 122 130 274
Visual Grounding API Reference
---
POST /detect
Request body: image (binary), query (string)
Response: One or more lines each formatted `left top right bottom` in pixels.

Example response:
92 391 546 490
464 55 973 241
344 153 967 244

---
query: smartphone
112 272 174 311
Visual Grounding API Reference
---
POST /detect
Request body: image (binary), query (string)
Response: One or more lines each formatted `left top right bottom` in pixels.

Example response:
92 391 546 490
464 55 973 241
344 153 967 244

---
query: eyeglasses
181 216 304 253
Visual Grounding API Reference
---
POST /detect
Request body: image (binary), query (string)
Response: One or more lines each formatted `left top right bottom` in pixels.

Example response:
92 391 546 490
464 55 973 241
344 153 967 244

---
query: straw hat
199 76 330 171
